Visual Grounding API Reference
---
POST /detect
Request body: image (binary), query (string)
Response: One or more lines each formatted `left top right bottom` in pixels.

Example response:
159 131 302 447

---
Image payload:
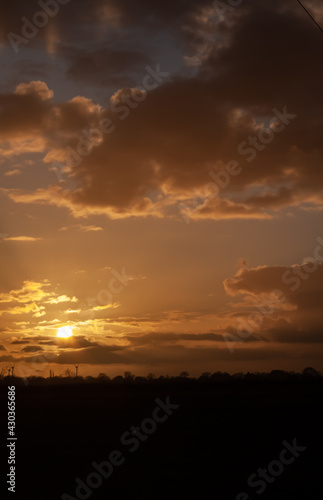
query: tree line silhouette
0 367 321 385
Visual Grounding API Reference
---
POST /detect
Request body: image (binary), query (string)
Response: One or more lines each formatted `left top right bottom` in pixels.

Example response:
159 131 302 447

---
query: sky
0 0 323 378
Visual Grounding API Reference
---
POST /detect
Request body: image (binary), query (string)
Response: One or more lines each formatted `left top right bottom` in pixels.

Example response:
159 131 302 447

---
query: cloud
78 225 103 232
50 336 100 350
66 48 152 88
44 295 78 304
266 323 323 344
223 257 323 343
223 263 323 301
92 303 120 311
123 330 263 347
0 1 321 220
60 224 103 232
55 345 125 364
4 169 21 176
0 355 15 362
0 0 208 54
45 344 283 366
0 280 80 322
21 345 44 353
17 335 101 350
0 280 51 304
0 345 7 351
14 81 54 100
0 1 323 375
3 236 42 242
185 197 274 221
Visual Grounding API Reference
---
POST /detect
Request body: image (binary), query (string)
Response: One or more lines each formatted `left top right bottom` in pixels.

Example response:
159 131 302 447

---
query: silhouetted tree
124 371 135 382
303 367 321 378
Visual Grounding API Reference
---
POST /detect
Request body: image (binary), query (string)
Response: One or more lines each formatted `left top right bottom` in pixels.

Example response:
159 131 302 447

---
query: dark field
1 377 322 500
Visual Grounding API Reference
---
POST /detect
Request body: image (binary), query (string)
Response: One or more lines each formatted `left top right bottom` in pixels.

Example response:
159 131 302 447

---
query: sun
56 326 74 338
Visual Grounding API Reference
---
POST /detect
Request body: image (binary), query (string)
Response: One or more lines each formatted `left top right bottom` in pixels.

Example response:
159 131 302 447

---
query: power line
296 0 323 33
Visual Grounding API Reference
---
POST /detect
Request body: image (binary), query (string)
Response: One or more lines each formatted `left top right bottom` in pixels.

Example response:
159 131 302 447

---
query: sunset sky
0 0 323 377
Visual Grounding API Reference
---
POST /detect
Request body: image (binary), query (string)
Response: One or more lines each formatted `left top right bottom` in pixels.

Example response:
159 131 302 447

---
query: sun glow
56 326 73 338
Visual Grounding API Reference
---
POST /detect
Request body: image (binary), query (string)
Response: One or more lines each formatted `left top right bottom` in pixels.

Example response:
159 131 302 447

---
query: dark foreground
0 376 322 500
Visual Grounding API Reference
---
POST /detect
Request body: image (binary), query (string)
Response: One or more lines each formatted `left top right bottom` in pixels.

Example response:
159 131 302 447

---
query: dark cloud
66 48 152 87
224 260 323 343
55 336 100 349
121 344 291 365
268 325 323 344
55 345 125 364
0 1 322 220
0 354 15 362
47 344 288 366
24 335 101 349
0 0 210 47
224 262 323 303
124 330 263 347
21 345 44 353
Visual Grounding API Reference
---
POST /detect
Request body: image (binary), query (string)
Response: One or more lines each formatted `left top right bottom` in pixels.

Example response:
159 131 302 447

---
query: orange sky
0 0 323 377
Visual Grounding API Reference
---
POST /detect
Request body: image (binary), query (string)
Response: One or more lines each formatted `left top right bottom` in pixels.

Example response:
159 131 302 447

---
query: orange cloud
3 236 42 242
